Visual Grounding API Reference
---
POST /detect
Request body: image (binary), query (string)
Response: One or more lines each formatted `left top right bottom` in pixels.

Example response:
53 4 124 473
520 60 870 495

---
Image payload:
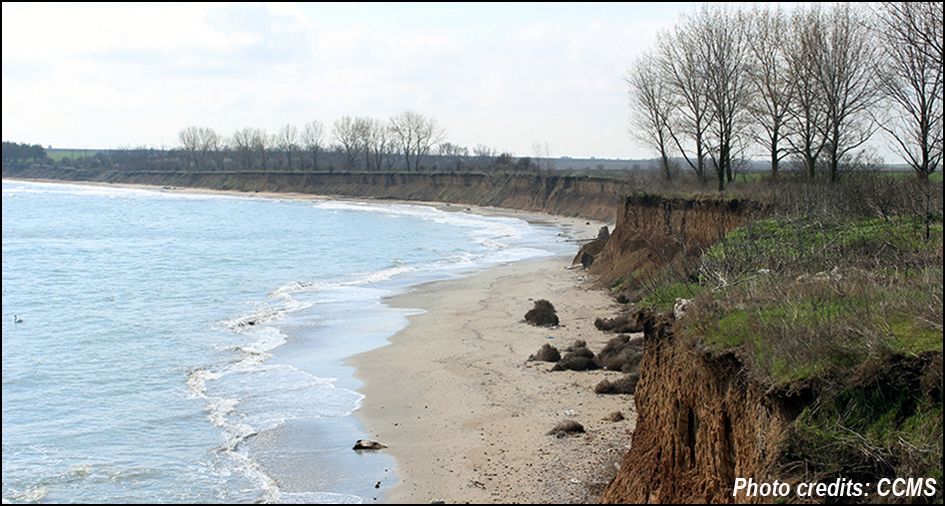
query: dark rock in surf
353 439 387 450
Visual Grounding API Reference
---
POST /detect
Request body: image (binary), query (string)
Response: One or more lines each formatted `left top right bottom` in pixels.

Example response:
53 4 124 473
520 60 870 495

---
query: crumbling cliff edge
595 195 942 504
1 165 634 223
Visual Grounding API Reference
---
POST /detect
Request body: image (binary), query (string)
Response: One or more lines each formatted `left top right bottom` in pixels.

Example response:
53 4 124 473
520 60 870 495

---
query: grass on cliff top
669 207 942 499
680 214 942 384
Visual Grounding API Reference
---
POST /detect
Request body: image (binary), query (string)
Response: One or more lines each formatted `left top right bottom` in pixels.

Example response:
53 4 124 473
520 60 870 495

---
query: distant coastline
2 167 630 223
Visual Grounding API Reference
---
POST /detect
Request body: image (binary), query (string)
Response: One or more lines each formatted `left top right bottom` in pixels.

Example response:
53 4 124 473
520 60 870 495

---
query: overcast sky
3 2 896 163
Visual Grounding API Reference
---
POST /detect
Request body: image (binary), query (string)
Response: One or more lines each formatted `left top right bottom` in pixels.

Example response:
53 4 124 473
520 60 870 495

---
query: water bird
14 315 24 324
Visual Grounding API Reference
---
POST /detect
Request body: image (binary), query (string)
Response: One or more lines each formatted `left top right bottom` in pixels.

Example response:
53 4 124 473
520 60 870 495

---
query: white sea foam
279 491 365 504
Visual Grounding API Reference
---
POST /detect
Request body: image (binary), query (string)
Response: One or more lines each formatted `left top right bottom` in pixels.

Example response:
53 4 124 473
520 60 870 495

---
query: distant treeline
15 144 557 175
2 141 47 164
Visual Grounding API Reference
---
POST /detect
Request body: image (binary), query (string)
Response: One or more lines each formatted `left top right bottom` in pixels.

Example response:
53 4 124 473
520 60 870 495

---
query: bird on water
14 315 23 324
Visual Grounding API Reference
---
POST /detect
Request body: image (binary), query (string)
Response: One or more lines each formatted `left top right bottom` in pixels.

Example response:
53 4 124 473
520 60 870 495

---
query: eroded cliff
587 193 765 294
599 315 801 504
596 194 942 504
1 166 633 222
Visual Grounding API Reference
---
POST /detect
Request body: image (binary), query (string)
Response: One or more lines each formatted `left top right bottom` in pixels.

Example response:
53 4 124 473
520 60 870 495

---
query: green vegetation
610 171 942 500
46 148 99 163
637 281 704 312
784 354 943 494
2 141 47 164
691 212 942 382
631 178 944 501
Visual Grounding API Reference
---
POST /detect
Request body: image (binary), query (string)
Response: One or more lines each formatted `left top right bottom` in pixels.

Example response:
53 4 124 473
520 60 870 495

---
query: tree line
171 109 547 174
2 141 47 164
627 2 943 190
4 109 562 175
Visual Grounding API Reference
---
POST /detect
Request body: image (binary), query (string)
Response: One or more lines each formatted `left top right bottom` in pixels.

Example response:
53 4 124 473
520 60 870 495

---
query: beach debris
552 341 598 371
594 309 646 333
564 340 587 352
595 333 643 372
523 299 559 327
594 372 640 395
548 420 585 438
528 343 561 362
353 439 387 451
552 355 597 371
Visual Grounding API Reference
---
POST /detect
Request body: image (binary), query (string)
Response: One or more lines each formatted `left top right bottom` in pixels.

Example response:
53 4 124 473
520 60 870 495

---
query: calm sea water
1 180 575 503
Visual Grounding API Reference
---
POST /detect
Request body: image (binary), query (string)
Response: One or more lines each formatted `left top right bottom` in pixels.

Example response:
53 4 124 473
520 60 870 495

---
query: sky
1 2 898 162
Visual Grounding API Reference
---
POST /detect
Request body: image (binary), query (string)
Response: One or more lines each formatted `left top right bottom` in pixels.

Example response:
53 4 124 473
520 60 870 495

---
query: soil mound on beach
523 299 559 327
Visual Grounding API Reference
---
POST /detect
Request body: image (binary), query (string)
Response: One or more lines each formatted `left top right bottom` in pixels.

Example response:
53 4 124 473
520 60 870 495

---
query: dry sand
349 245 640 503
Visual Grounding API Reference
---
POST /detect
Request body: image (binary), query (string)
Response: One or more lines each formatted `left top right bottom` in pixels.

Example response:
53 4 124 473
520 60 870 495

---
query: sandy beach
349 244 639 503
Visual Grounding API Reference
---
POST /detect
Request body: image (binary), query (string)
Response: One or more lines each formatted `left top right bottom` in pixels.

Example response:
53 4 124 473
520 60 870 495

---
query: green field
46 148 101 162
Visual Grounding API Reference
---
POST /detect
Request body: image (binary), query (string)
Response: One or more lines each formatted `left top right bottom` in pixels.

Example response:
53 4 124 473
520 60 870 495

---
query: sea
1 179 578 503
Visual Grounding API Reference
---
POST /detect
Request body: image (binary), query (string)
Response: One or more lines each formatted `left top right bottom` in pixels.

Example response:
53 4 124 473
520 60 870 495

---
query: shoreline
5 177 634 503
1 176 615 237
348 255 638 504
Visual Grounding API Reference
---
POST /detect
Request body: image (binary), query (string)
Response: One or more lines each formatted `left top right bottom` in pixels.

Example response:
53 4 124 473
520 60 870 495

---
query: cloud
8 2 795 160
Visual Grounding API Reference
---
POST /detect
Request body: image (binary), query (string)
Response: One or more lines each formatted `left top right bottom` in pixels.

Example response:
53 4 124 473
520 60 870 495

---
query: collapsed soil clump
552 340 599 371
548 420 585 438
523 299 559 327
594 373 640 395
527 343 561 362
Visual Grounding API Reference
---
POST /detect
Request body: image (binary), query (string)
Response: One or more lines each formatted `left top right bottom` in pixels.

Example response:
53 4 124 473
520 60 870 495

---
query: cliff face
588 194 765 292
594 195 790 503
1 166 632 223
599 317 801 504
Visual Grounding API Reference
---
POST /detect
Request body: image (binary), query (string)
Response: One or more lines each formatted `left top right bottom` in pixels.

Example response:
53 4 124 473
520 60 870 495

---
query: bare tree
301 120 325 171
809 3 881 182
874 2 943 181
365 118 391 172
211 132 229 171
332 116 363 170
276 124 299 171
785 5 829 180
389 110 446 172
627 50 676 181
438 142 470 171
531 141 555 173
251 128 271 172
438 142 469 158
691 4 753 190
178 126 200 170
745 5 794 178
231 127 256 170
197 127 221 171
656 24 712 185
473 144 497 170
